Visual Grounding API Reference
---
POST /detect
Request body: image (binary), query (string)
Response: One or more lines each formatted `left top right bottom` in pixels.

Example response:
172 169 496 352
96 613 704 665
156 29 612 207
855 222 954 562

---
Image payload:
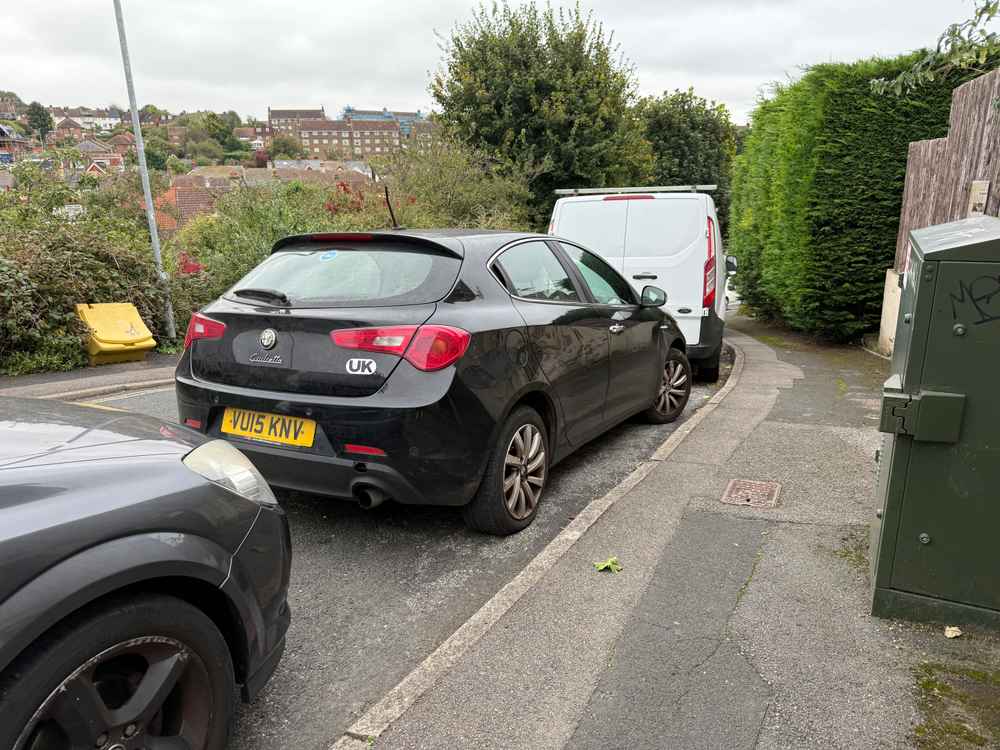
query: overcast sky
1 0 972 125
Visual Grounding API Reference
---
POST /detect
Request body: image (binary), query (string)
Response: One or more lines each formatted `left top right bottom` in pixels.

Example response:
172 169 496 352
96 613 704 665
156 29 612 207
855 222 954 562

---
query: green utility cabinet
872 215 1000 627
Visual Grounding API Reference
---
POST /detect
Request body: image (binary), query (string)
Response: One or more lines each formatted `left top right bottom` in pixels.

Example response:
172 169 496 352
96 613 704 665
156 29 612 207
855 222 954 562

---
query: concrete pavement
0 352 178 399
348 319 1000 750
85 349 729 750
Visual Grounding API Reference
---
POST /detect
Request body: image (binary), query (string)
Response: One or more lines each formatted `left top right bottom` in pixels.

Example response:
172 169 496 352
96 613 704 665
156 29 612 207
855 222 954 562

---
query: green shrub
1 335 88 376
730 53 971 339
0 165 175 372
170 138 532 305
0 257 41 359
0 140 531 374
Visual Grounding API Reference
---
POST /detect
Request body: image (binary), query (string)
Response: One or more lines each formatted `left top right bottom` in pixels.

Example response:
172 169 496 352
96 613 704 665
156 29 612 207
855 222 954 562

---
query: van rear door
550 198 627 272
621 195 706 347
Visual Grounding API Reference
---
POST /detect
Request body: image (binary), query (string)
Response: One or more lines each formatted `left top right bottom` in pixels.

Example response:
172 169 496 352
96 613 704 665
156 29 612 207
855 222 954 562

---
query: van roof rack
554 185 717 196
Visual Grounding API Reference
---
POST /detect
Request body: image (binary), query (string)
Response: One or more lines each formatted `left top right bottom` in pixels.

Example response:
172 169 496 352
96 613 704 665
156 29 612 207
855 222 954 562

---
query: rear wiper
233 287 291 306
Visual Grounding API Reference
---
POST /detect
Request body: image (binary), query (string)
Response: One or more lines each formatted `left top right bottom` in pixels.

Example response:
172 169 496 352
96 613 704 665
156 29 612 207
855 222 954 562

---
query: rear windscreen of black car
226 242 461 308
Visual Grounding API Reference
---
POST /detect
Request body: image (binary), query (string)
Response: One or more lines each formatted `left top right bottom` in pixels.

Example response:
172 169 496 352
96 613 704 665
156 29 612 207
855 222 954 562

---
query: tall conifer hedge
729 53 968 340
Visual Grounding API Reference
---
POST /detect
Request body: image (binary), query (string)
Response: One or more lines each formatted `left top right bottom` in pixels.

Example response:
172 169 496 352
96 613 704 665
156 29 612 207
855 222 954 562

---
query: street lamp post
112 0 177 339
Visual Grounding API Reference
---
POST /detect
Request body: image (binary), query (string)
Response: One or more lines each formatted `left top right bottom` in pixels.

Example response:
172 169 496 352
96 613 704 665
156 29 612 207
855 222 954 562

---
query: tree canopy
269 134 305 160
637 89 737 235
432 2 651 226
26 101 53 141
872 0 1000 94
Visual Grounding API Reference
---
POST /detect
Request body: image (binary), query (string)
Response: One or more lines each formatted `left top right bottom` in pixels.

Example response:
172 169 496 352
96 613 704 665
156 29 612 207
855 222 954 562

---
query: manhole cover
721 479 781 508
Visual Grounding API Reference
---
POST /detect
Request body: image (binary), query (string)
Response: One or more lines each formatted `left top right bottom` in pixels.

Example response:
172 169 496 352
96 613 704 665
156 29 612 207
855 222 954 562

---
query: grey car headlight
183 440 278 506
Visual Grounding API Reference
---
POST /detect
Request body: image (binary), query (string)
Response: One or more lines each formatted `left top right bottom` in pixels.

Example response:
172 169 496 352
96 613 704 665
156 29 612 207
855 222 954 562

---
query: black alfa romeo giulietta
176 230 692 535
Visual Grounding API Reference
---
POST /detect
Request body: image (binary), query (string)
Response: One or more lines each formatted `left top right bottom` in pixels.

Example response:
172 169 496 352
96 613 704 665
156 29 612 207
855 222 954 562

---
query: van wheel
644 348 692 424
0 594 235 750
695 352 721 383
463 406 547 536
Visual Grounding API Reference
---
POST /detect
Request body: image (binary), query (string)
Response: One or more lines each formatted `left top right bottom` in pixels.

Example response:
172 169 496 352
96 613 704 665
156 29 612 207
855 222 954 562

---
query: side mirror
726 255 738 276
641 285 667 307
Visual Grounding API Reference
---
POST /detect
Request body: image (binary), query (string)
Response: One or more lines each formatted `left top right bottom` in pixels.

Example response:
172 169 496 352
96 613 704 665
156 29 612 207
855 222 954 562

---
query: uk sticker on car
346 358 376 375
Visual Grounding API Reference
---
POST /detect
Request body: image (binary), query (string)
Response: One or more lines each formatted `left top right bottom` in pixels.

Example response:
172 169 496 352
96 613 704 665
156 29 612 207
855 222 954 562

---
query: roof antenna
384 184 403 230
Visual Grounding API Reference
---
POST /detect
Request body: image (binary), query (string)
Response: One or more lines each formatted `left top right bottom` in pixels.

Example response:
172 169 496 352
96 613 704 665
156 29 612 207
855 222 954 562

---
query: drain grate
721 479 781 508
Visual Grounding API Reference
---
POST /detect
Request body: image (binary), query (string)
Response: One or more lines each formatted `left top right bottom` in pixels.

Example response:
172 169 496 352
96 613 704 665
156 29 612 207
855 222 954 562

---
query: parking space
96 365 725 749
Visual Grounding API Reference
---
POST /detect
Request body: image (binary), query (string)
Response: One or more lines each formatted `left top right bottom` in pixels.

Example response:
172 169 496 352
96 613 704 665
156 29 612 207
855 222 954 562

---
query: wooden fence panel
893 69 1000 270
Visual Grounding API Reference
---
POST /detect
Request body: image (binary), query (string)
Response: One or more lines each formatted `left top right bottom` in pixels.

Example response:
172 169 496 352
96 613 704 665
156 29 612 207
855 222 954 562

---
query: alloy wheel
656 359 689 415
503 424 546 520
17 636 212 750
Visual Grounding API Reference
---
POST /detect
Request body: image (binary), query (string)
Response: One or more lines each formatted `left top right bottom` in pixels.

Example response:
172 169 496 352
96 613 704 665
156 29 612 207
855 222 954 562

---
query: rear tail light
184 313 226 350
703 217 717 309
332 326 414 356
344 443 387 457
331 325 471 371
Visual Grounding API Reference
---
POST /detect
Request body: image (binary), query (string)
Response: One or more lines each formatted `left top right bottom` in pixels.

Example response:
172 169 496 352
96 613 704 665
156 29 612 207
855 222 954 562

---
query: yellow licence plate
221 408 316 447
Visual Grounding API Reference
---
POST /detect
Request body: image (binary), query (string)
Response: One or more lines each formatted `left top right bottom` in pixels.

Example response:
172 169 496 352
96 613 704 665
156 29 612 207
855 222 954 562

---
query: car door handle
632 273 658 280
609 323 625 334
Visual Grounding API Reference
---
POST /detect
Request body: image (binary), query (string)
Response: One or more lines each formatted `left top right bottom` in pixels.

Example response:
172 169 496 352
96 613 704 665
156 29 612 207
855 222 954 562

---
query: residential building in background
76 138 124 173
408 120 438 152
48 107 122 132
252 122 273 147
107 132 136 157
0 97 20 120
167 126 188 146
268 107 326 136
0 124 30 164
51 118 84 143
298 119 401 157
341 106 426 136
156 173 232 231
298 120 347 155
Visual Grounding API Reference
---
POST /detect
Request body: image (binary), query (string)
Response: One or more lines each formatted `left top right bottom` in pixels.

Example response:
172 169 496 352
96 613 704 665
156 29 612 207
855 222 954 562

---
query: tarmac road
95 361 728 750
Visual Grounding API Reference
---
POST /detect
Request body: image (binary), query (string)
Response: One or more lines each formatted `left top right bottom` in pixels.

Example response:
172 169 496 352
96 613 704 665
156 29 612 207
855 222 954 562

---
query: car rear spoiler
553 185 717 196
270 232 464 258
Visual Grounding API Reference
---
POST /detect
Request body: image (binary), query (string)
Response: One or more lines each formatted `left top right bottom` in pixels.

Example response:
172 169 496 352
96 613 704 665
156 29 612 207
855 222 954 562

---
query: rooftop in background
340 106 427 135
268 107 326 120
47 107 123 130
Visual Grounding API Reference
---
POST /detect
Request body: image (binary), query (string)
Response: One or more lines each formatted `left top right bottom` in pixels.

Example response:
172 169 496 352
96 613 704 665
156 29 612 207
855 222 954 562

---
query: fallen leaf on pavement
944 626 963 639
594 556 623 573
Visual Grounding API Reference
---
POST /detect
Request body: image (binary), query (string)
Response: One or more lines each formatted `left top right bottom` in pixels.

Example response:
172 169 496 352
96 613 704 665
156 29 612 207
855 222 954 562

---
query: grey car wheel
643 348 692 424
463 406 548 535
657 358 689 415
503 423 546 520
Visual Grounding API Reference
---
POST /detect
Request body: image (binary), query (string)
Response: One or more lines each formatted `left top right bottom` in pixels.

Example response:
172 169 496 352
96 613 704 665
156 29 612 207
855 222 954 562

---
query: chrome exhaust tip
355 486 387 510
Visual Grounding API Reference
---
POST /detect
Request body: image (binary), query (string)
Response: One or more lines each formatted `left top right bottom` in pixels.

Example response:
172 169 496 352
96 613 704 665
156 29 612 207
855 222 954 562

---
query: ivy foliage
730 53 971 340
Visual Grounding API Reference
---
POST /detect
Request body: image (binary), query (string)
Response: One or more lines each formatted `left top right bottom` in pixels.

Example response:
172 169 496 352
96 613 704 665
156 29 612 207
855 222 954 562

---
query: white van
549 187 736 381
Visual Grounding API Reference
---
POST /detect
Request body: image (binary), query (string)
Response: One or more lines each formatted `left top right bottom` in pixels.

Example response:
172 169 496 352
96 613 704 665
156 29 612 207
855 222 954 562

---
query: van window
625 198 703 257
495 241 581 303
555 200 626 261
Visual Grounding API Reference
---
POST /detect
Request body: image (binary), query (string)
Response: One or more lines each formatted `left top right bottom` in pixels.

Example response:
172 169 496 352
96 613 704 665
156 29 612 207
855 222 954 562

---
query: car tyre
644 348 692 424
463 406 548 536
0 593 236 750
